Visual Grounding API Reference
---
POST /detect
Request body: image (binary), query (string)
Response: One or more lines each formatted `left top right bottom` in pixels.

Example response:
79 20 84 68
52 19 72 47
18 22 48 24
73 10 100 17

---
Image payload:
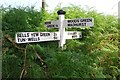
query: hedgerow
1 5 119 79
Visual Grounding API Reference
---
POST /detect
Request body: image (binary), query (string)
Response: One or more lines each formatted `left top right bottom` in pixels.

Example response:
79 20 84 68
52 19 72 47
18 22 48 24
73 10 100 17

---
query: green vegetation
1 5 119 79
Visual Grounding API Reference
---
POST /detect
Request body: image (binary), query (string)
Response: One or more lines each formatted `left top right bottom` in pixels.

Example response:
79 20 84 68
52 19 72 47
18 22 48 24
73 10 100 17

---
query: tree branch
4 34 24 49
20 45 27 79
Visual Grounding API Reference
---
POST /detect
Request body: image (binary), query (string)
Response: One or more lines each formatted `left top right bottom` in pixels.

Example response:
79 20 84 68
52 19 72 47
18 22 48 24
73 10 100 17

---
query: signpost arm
57 10 66 49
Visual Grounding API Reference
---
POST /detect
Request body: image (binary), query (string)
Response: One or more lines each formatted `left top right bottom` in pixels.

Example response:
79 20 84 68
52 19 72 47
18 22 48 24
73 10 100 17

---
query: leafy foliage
1 5 119 79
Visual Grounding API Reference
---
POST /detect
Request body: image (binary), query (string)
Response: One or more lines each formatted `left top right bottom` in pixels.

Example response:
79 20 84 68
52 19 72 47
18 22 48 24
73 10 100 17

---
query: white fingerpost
16 9 94 49
57 10 66 48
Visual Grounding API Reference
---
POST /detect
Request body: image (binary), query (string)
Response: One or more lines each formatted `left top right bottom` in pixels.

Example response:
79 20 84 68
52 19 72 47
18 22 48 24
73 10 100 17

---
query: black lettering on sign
28 38 34 41
68 33 71 35
68 20 71 23
18 38 26 42
17 34 21 37
28 38 33 41
53 33 57 39
80 19 85 22
53 37 57 39
67 24 72 26
47 25 51 28
87 18 92 22
68 23 86 26
55 25 58 28
40 33 50 36
38 37 40 41
68 32 76 35
17 33 29 37
72 35 77 38
79 35 82 38
45 21 51 25
80 19 92 22
68 19 92 23
67 19 79 23
47 24 56 28
74 24 78 26
31 33 39 37
28 37 40 41
80 23 86 26
54 33 57 36
73 32 77 35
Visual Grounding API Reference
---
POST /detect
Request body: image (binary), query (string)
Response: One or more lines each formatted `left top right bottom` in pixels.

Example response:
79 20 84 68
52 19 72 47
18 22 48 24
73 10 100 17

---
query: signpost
64 18 94 27
16 9 94 48
16 31 82 44
65 31 82 39
44 20 59 28
44 18 94 28
16 32 60 43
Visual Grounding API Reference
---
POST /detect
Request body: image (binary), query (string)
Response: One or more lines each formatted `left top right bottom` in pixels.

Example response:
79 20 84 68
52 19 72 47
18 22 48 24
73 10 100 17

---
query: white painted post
57 10 66 48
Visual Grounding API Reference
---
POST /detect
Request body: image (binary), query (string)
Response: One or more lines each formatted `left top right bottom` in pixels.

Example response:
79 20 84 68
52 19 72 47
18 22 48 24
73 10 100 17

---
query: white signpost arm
57 10 66 48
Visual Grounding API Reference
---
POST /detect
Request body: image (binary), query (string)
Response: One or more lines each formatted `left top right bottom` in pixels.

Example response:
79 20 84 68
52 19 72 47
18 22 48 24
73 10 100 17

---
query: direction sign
16 32 60 43
64 18 94 27
65 31 82 39
15 31 82 44
16 10 94 48
44 20 59 28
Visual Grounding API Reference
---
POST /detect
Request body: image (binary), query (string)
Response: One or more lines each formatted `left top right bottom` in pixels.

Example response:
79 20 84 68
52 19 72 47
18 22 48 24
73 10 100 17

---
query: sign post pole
57 10 66 49
42 0 45 10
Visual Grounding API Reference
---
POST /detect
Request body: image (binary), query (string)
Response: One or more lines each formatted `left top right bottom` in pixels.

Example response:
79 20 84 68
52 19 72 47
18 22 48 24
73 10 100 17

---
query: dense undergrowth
1 5 119 79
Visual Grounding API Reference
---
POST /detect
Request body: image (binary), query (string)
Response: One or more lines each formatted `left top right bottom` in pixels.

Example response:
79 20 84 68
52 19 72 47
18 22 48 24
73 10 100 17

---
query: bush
1 5 119 79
